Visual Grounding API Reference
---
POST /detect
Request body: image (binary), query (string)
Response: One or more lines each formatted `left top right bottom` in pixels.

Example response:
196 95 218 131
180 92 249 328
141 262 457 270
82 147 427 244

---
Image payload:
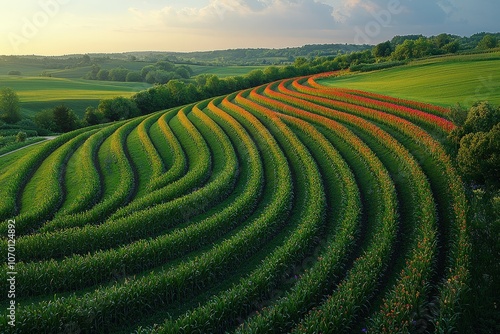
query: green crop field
318 52 500 107
0 65 471 333
0 76 151 117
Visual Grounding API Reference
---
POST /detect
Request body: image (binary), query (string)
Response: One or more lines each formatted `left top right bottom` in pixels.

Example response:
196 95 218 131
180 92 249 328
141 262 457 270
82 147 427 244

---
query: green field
0 69 472 333
190 65 269 77
319 52 500 107
0 60 271 118
0 76 151 117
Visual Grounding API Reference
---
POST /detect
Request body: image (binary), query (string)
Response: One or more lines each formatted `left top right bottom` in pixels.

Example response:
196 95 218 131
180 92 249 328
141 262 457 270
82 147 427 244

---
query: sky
0 0 498 55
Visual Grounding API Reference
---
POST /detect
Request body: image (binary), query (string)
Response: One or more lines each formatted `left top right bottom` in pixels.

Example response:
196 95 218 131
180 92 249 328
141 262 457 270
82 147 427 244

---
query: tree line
84 60 193 84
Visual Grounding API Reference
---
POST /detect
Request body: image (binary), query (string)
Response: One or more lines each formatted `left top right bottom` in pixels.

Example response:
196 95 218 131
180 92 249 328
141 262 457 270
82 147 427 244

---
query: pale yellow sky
0 0 497 55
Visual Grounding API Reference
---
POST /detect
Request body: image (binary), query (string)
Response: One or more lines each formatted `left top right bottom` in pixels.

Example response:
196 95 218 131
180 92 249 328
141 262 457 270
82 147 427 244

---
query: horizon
2 31 498 58
1 0 499 56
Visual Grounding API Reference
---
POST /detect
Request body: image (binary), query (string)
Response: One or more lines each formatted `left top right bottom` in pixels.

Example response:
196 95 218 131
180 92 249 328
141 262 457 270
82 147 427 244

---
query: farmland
319 52 500 107
0 56 269 118
0 75 151 118
0 70 470 333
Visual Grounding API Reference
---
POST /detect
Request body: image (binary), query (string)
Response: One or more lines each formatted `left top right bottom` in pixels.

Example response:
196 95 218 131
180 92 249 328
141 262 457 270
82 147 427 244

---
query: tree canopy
0 88 21 124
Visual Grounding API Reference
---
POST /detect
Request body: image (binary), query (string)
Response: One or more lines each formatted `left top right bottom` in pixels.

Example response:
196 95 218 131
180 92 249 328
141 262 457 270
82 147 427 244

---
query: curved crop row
10 130 98 235
0 124 104 224
147 109 187 191
0 71 469 333
306 74 450 116
2 99 292 334
109 105 210 221
50 123 123 223
149 90 327 334
295 76 470 332
37 117 143 232
233 111 362 334
0 100 264 300
245 87 402 332
290 79 454 132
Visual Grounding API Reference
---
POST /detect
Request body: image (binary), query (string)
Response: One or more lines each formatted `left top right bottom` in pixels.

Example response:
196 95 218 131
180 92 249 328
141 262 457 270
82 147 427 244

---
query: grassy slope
190 65 269 77
0 60 269 118
318 53 500 107
0 76 151 117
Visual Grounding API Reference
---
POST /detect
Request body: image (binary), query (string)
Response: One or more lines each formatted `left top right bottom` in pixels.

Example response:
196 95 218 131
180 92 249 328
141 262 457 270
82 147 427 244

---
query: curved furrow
7 129 98 235
0 124 104 225
10 104 238 262
0 100 263 301
0 72 471 333
132 112 166 197
2 101 293 334
260 82 440 331
283 78 453 133
36 117 143 232
147 88 327 334
233 111 362 334
108 104 210 221
246 90 422 332
54 122 122 218
280 77 470 331
306 74 450 117
147 108 187 192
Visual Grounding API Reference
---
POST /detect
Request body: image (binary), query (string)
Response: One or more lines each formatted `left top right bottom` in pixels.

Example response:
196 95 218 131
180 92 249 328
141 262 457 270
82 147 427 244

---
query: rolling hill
0 71 468 333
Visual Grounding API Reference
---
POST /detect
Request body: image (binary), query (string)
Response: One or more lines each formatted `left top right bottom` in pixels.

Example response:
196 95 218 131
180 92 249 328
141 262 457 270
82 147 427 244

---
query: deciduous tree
0 87 21 123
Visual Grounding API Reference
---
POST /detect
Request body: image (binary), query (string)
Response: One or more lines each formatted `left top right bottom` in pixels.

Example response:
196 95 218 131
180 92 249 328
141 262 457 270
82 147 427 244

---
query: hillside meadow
319 52 500 107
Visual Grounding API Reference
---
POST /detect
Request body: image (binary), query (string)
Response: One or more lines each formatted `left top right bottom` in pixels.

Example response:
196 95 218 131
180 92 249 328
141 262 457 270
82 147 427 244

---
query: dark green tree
263 66 282 81
442 40 460 54
392 40 415 60
98 97 139 121
373 41 392 57
477 34 498 49
97 69 110 81
34 108 57 131
463 101 500 133
0 88 21 123
83 106 103 126
457 124 500 187
141 65 156 80
53 105 78 132
85 64 101 80
449 102 500 188
174 67 191 79
155 60 175 72
109 68 129 82
126 71 142 82
434 33 452 48
246 69 265 87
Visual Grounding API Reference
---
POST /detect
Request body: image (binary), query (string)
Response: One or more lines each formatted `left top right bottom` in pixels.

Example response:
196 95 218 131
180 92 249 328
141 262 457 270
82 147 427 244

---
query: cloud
129 0 337 38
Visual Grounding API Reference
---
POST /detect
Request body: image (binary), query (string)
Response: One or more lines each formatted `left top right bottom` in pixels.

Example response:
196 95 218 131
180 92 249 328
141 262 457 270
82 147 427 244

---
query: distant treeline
84 60 194 84
137 43 371 66
373 32 500 60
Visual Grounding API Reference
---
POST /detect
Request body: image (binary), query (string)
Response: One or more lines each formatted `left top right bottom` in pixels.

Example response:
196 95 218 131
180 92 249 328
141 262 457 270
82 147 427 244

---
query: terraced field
0 72 469 333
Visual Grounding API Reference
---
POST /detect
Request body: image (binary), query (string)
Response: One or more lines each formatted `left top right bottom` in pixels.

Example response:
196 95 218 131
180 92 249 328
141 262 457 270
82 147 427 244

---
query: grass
190 65 269 77
318 52 500 107
0 64 270 118
0 75 151 117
